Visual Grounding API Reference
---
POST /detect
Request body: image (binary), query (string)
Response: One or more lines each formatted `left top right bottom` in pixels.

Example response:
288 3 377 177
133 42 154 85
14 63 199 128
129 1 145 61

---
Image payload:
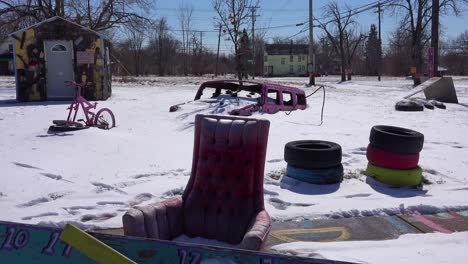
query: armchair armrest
122 196 184 240
239 210 272 250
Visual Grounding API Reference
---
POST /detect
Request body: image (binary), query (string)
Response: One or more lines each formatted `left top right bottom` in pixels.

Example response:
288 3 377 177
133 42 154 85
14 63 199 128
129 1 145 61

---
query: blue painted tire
286 164 343 184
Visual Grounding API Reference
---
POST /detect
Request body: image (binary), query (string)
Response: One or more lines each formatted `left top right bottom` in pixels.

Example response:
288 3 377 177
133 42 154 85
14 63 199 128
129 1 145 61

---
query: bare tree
149 18 171 76
317 1 357 82
344 29 366 80
213 0 259 80
390 0 468 79
124 20 146 76
177 3 193 76
0 0 153 32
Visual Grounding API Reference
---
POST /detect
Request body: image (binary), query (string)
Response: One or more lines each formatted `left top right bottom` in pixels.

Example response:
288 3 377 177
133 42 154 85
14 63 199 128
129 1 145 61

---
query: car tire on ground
410 98 435 110
365 163 422 187
284 140 342 169
369 125 424 154
286 164 343 184
395 100 424 111
430 100 446 109
366 144 419 169
48 124 88 132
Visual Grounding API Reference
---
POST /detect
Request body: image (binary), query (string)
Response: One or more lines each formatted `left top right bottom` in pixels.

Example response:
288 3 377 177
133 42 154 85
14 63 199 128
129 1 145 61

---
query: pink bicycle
50 81 115 131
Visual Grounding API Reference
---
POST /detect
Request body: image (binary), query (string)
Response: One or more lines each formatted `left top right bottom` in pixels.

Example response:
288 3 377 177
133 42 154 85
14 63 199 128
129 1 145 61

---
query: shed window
281 58 285 64
51 44 67 52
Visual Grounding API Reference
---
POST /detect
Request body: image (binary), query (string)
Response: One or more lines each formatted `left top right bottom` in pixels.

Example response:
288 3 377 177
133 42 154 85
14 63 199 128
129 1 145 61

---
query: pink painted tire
94 108 115 130
367 144 419 169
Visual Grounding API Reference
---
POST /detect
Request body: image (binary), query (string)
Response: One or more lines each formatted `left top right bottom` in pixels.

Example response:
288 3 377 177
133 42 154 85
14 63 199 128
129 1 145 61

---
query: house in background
264 43 308 77
10 16 112 102
0 38 14 75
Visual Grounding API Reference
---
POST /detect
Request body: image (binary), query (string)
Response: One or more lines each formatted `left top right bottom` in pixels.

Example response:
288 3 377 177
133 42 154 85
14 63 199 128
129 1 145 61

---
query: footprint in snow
113 179 150 188
96 201 126 206
17 197 50 208
344 193 372 198
263 188 279 196
13 162 43 170
63 205 97 215
22 212 59 220
16 192 69 207
128 193 154 206
267 159 283 163
133 169 189 179
81 212 118 222
267 197 315 211
161 187 184 199
40 173 73 183
91 182 127 195
351 147 367 155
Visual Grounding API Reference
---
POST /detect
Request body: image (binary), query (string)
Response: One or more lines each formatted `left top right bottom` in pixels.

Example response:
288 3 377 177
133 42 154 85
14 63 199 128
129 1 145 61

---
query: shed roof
265 44 308 55
10 16 105 38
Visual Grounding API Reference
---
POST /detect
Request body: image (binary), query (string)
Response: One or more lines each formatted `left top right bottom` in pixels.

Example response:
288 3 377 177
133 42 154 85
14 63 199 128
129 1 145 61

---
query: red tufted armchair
123 114 271 250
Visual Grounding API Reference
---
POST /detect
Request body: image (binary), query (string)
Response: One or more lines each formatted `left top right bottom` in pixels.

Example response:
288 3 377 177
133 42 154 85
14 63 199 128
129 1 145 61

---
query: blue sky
150 0 468 54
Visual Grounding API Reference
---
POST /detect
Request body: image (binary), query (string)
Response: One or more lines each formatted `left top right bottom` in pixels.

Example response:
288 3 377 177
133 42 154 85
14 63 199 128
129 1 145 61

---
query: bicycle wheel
94 108 115 130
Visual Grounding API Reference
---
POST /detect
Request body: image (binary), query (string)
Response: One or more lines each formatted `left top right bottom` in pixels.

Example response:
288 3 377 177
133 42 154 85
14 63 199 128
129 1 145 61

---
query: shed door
45 41 74 99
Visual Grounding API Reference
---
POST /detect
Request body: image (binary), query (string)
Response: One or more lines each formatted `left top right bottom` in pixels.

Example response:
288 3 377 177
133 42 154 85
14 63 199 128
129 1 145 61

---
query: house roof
9 16 105 38
265 44 308 55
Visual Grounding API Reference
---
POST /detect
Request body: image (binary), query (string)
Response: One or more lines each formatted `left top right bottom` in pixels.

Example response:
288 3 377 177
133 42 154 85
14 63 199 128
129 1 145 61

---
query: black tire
48 124 88 132
284 140 342 169
430 100 446 109
369 125 424 154
52 120 84 127
395 100 424 111
410 98 434 110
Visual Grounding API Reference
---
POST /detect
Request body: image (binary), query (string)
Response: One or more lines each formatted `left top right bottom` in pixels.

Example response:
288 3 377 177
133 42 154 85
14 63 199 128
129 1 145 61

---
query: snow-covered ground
1 75 468 263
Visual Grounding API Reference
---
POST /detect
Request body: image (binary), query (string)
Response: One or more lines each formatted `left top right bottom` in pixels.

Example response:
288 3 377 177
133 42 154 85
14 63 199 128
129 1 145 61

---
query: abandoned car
170 80 307 116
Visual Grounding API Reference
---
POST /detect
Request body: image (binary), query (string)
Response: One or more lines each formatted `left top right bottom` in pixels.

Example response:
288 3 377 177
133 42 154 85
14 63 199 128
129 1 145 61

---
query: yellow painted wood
60 224 136 264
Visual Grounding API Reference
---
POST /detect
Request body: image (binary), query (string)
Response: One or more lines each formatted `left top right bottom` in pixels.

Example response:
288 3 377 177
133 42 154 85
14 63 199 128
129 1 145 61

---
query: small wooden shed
10 16 112 102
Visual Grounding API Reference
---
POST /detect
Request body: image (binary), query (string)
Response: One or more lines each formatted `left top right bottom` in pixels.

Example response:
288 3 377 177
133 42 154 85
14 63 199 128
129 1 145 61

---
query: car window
267 89 280 105
283 91 293 106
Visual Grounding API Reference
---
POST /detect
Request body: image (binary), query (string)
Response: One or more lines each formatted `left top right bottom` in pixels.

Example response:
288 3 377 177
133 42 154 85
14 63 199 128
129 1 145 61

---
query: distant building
0 38 14 75
264 43 308 77
10 16 112 102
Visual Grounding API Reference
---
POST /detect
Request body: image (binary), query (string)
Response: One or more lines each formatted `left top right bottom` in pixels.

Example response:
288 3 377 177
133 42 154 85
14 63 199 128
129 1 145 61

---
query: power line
285 0 397 40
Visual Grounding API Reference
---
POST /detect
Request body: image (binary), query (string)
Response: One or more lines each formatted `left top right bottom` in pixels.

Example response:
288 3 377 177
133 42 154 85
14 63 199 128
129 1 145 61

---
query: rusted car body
193 80 307 116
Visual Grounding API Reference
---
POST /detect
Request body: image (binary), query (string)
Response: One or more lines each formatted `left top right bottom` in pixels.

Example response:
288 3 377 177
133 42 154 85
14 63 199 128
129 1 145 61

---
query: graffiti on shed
10 16 112 102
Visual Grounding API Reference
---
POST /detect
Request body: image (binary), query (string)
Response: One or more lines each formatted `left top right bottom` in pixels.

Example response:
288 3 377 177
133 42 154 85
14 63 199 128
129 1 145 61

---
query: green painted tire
366 163 422 187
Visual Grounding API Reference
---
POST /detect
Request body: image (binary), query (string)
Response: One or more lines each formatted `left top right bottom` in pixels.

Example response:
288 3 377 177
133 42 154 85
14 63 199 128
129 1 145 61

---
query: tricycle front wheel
94 108 115 130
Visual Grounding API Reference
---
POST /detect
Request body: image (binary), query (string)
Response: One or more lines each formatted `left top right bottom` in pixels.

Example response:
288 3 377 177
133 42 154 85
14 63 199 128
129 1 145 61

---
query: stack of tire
366 125 424 187
284 140 343 184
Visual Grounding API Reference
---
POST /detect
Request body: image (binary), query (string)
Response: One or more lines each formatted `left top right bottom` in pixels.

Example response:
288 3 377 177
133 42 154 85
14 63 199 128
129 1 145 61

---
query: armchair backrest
182 114 270 245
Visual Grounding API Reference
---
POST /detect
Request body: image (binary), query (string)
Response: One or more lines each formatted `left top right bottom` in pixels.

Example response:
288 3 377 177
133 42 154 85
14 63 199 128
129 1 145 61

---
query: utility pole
308 0 315 86
215 24 222 76
200 31 203 54
248 6 259 79
378 1 382 81
431 0 440 77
